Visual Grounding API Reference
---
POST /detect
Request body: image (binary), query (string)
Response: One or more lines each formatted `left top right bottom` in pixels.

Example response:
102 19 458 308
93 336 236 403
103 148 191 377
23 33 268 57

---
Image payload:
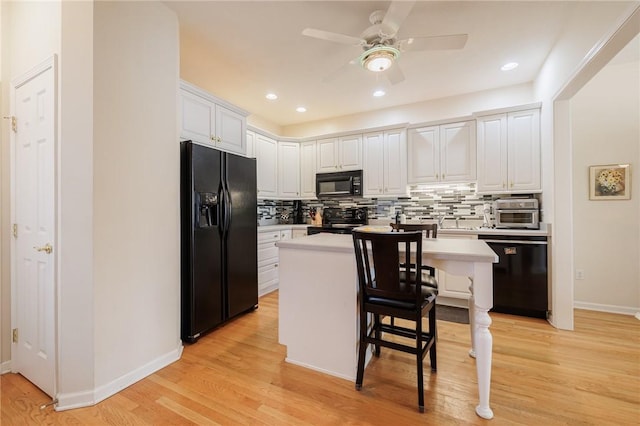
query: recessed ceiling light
501 62 519 71
265 93 278 100
373 90 386 97
296 106 307 113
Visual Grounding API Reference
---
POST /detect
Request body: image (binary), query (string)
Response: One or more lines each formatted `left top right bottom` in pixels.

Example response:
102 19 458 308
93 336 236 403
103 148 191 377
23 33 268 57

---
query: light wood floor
2 292 639 425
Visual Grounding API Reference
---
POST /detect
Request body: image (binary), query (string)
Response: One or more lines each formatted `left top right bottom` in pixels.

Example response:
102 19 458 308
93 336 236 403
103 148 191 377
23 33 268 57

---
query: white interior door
11 57 57 397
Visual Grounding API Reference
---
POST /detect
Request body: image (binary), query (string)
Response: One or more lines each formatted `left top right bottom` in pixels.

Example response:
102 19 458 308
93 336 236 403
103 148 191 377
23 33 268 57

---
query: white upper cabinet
300 141 317 199
277 142 300 198
256 134 278 198
408 121 476 184
407 126 439 183
179 81 247 156
476 108 540 193
246 130 256 158
440 121 477 182
363 129 407 197
317 135 362 172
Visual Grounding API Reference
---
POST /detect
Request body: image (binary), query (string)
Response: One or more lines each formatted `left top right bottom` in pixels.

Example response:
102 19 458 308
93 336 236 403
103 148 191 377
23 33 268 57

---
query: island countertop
277 231 498 264
277 227 500 419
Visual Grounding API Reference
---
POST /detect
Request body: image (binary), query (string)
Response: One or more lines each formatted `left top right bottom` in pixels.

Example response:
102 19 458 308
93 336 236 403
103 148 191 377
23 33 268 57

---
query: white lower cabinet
257 228 299 296
437 234 477 299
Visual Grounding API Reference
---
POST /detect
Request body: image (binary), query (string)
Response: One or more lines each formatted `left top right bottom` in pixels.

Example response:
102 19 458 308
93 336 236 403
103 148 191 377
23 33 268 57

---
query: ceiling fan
302 1 468 85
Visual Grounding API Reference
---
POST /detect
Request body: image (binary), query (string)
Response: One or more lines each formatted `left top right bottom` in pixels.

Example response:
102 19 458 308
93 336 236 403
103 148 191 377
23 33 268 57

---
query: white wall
57 0 96 403
281 83 534 138
92 0 181 397
533 1 638 329
1 0 182 409
0 0 63 373
571 58 639 313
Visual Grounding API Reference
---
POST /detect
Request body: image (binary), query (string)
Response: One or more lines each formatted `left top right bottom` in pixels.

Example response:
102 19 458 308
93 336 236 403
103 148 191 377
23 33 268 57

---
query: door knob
34 243 53 254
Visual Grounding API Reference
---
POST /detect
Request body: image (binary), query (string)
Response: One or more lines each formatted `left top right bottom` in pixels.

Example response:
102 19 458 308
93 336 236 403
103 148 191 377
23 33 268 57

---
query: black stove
307 207 368 235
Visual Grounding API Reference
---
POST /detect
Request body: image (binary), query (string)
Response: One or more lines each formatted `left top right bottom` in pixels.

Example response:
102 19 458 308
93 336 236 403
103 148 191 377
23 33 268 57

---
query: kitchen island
277 231 499 419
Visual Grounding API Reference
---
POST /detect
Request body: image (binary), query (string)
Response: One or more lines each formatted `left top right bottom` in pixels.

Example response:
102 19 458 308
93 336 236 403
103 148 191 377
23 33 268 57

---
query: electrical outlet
575 269 585 280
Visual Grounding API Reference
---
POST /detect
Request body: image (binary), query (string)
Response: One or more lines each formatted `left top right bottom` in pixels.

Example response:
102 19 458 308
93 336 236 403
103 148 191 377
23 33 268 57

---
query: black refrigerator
180 141 258 343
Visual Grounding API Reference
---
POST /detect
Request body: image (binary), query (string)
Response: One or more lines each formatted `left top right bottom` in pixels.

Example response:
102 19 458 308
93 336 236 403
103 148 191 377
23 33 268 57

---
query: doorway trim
551 4 639 330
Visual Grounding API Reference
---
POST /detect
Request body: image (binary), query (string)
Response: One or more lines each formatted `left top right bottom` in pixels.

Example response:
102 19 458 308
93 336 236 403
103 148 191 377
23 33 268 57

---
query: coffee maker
292 200 304 224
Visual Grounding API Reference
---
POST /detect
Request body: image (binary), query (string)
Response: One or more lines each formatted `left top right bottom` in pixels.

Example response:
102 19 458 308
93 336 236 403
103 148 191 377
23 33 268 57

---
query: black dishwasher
478 234 548 319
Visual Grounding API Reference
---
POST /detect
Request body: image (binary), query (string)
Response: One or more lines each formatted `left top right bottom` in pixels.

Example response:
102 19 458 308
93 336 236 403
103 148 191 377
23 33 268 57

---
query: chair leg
356 310 368 390
429 303 437 372
374 314 381 357
416 314 425 413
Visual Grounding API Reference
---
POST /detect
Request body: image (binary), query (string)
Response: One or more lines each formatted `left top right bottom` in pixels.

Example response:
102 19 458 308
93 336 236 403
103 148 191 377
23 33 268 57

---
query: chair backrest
390 223 438 238
352 230 423 303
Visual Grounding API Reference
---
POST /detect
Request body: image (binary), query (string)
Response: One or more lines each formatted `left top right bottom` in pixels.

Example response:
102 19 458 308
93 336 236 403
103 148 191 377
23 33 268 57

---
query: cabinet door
407 126 439 183
508 109 540 192
362 132 385 196
440 121 476 182
256 134 278 198
300 141 317 198
292 229 307 239
215 105 246 156
317 138 338 172
278 142 300 198
476 114 508 192
180 90 214 145
246 130 256 158
437 234 475 299
339 135 362 170
383 129 407 196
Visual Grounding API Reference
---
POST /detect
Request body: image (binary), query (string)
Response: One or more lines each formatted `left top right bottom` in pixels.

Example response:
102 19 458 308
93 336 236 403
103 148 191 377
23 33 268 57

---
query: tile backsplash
258 184 541 225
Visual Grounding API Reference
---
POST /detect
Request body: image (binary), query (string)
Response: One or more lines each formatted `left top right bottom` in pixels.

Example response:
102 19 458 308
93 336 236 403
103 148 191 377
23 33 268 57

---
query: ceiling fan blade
302 28 364 46
382 1 416 33
385 64 405 85
322 57 360 84
399 34 469 51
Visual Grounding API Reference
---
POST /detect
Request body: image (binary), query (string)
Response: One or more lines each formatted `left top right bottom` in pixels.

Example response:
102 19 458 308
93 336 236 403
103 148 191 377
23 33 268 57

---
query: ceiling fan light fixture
360 46 400 73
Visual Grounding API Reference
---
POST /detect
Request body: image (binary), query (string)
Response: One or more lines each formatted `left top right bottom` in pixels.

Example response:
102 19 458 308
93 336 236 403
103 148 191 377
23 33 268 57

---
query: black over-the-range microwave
316 170 363 198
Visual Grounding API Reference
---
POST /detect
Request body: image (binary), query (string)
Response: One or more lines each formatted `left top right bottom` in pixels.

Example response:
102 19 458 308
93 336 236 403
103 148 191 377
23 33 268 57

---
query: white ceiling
165 1 634 127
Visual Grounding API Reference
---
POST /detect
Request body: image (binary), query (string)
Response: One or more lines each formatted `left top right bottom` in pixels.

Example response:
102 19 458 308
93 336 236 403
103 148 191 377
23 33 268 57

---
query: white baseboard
1 360 12 374
55 344 183 411
259 283 278 298
574 301 639 316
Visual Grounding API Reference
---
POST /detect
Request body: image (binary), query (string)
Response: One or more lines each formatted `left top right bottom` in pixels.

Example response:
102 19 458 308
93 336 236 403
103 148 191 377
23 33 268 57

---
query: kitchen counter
258 223 309 231
369 219 551 237
277 232 499 420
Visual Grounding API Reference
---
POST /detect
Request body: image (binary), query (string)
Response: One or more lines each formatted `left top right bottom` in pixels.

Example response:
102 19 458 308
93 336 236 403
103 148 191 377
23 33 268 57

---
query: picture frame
589 164 631 200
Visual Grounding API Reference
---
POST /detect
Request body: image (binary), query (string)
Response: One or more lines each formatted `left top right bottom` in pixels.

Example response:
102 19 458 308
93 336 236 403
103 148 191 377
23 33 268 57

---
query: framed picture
589 164 631 200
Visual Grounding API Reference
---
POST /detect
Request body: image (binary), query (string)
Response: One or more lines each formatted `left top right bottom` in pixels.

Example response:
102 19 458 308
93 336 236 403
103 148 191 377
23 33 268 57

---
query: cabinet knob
435 173 439 179
503 182 506 188
274 264 278 268
510 181 513 188
442 174 445 179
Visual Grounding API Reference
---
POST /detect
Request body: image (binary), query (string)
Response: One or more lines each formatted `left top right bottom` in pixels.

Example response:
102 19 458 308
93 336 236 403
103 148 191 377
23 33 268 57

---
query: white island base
277 233 498 420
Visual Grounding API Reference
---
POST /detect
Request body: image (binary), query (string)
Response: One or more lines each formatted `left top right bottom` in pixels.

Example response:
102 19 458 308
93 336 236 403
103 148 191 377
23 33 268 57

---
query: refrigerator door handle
224 184 232 233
